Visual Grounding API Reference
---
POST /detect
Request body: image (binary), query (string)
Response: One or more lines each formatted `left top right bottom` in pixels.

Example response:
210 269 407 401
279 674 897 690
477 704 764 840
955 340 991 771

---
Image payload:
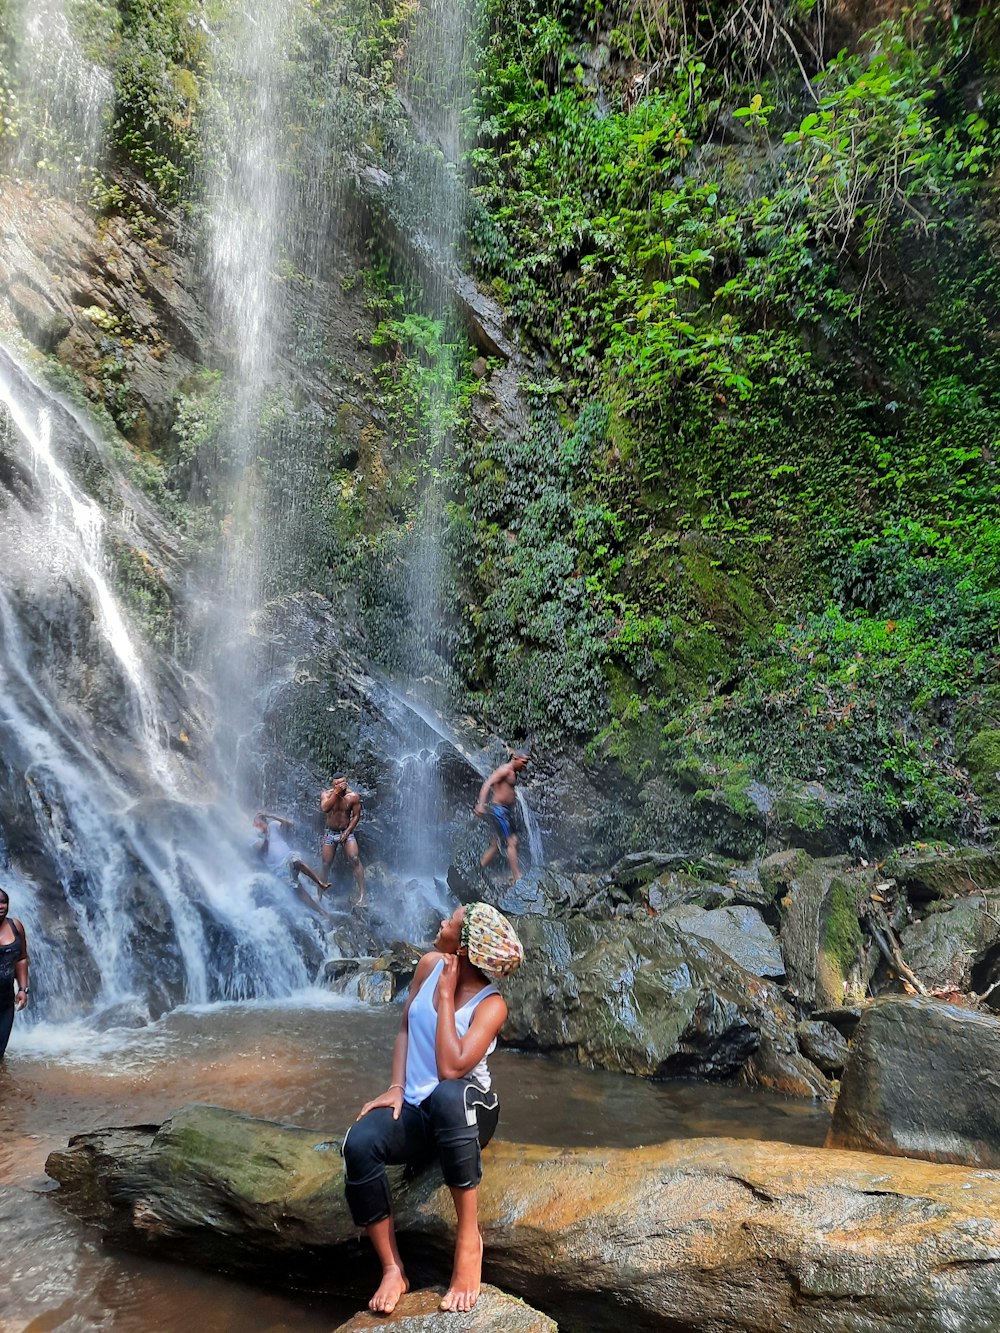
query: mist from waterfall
193 0 297 784
7 0 112 194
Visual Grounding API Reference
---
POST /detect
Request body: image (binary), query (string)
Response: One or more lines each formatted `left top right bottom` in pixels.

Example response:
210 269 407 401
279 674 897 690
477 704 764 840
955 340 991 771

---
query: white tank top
404 959 499 1105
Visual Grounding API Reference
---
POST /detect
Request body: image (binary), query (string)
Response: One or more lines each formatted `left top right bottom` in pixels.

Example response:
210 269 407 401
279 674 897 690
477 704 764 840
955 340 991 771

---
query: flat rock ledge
335 1285 555 1331
46 1104 1000 1332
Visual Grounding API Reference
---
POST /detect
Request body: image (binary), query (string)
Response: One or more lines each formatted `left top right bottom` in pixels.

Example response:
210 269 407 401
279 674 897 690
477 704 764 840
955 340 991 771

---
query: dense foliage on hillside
437 0 1000 853
2 0 999 856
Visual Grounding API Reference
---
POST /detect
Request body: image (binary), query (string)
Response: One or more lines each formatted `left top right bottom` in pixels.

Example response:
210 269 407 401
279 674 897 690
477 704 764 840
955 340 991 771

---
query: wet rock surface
334 1286 556 1332
47 1103 1000 1333
884 848 1000 902
659 903 785 978
828 995 1000 1166
796 1019 850 1076
899 894 1000 993
501 914 828 1096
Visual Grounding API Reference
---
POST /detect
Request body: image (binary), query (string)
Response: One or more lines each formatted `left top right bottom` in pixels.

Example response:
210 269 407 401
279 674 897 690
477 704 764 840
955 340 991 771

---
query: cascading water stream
194 0 299 785
373 0 543 881
0 346 318 1024
0 364 170 784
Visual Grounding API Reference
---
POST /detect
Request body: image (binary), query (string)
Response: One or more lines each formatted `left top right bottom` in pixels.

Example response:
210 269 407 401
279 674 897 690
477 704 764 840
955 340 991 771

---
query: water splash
8 0 112 193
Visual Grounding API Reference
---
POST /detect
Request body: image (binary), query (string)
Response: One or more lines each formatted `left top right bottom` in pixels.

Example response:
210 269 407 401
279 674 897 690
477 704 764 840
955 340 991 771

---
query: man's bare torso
325 789 361 831
489 764 518 808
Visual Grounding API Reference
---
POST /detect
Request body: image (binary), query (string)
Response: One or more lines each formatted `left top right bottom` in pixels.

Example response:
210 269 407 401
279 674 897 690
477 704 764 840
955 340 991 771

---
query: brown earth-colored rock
334 1285 556 1332
46 1103 1000 1332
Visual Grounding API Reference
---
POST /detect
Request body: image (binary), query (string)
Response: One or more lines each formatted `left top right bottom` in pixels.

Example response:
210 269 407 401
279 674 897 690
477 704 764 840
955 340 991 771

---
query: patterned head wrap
460 902 524 981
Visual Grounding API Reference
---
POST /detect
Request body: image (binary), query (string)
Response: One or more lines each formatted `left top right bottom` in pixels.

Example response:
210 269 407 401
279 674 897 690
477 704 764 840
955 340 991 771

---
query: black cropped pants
0 1000 13 1060
342 1077 499 1227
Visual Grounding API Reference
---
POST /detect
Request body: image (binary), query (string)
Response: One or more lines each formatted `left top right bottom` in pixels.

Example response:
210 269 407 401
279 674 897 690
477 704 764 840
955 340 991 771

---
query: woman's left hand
437 953 459 1002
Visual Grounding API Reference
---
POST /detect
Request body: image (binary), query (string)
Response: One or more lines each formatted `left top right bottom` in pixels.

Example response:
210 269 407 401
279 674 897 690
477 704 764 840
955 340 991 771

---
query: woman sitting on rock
343 901 523 1315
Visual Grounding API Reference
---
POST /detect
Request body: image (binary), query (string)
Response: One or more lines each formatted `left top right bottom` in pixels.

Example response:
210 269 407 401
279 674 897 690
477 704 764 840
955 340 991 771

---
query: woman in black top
0 889 29 1059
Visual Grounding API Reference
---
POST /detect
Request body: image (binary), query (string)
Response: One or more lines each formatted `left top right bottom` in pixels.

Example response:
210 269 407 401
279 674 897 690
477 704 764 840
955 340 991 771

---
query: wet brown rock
47 1103 1000 1332
334 1286 556 1332
828 995 1000 1167
796 1018 850 1076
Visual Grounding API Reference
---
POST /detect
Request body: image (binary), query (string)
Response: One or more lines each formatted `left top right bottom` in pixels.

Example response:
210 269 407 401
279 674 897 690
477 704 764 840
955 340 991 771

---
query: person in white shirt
251 812 329 917
342 901 524 1315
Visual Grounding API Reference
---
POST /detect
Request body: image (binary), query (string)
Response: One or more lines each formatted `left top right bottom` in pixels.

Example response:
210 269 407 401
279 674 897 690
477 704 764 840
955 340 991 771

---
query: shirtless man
474 752 529 884
320 777 366 908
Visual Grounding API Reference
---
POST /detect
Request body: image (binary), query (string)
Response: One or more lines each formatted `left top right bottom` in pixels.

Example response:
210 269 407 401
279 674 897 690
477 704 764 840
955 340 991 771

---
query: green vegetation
821 877 865 993
5 0 1000 856
442 0 1000 849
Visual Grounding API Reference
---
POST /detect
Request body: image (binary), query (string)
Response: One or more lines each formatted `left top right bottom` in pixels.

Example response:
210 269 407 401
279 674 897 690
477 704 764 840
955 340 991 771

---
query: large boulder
334 1286 555 1331
828 996 1000 1166
501 915 828 1096
659 903 784 979
47 1103 1000 1333
883 848 1000 903
898 895 1000 993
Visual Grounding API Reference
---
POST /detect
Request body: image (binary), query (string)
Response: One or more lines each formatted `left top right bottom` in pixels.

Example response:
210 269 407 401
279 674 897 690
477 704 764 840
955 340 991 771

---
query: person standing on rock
342 901 523 1315
475 752 529 884
0 889 29 1059
320 777 366 909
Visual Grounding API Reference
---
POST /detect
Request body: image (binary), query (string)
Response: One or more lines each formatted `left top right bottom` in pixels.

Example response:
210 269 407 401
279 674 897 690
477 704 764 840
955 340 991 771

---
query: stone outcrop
334 1286 556 1332
899 894 1000 994
828 995 1000 1166
761 851 870 1010
796 1018 851 1076
501 915 828 1096
884 847 1000 902
658 903 785 978
47 1103 1000 1333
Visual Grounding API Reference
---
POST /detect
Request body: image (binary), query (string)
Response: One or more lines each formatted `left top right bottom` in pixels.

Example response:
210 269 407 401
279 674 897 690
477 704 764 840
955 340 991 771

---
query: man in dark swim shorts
474 752 529 884
320 776 366 909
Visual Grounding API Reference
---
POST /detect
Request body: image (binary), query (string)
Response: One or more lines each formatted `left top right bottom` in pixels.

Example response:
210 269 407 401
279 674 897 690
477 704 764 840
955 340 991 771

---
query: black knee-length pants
342 1077 499 1227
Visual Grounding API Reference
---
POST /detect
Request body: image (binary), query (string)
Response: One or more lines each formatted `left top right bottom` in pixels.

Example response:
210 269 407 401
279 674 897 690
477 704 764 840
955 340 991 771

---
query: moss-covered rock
883 848 1000 902
964 729 1000 822
47 1104 1000 1333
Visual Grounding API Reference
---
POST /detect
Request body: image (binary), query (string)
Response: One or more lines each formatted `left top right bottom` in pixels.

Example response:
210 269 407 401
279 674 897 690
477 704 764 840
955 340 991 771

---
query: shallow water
0 996 830 1330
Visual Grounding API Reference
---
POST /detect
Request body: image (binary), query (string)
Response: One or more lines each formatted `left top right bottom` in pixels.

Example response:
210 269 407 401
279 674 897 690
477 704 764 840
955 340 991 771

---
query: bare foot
439 1231 483 1313
369 1264 408 1314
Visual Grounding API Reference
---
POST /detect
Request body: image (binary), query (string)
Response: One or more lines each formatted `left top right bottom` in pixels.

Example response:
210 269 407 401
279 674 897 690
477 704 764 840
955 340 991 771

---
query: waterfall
0 0 325 1018
375 0 543 880
192 0 298 783
0 348 317 1025
0 0 542 1040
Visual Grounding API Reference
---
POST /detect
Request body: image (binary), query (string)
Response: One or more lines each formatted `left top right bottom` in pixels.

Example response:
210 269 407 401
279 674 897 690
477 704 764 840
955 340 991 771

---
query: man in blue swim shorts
474 752 529 885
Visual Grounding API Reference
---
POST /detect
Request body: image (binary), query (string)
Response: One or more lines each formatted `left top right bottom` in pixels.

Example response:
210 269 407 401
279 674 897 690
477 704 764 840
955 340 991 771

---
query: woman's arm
13 919 28 1010
356 951 439 1119
435 957 507 1080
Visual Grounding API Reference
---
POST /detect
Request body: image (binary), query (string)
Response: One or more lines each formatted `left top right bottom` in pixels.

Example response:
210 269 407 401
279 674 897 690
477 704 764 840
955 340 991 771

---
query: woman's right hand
356 1085 404 1121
